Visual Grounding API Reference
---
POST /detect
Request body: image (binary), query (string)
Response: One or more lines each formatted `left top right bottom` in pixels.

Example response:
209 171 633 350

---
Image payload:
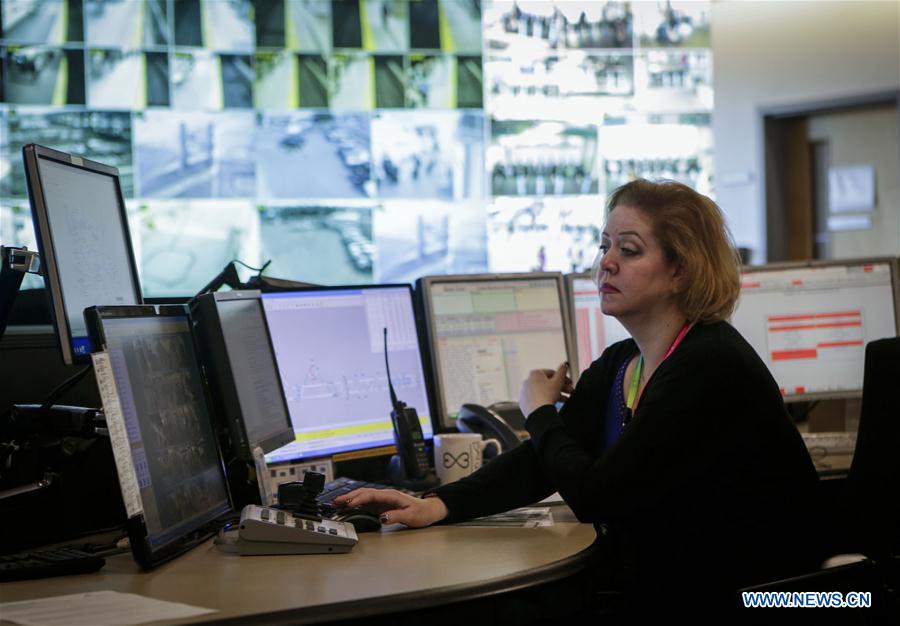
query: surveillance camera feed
1 0 714 295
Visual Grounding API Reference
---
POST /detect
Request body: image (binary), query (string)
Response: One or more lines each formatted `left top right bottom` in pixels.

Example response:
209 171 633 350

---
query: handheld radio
383 327 431 480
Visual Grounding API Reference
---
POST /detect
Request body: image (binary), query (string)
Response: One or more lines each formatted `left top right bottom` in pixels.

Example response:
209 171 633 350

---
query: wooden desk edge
198 535 596 626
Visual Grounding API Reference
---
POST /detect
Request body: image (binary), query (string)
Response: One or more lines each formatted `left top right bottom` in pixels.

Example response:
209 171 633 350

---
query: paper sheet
828 163 876 213
0 591 215 626
536 491 565 505
92 352 142 518
454 507 554 528
251 445 275 506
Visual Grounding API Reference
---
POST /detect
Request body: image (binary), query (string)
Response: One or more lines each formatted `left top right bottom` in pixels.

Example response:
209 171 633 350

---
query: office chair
843 336 900 560
737 338 900 619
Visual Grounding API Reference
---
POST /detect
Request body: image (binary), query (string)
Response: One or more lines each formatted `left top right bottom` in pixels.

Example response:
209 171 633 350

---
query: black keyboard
0 546 105 582
318 477 412 516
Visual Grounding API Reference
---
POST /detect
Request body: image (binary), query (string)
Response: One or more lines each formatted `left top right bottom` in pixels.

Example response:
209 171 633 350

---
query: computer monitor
417 273 575 429
189 290 295 461
85 305 231 569
731 258 900 401
260 285 434 463
23 144 142 365
565 272 631 376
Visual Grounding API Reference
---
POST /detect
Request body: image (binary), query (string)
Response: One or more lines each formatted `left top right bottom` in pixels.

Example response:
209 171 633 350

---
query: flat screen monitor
23 144 142 365
417 273 575 429
85 305 231 569
731 258 900 401
565 272 631 376
190 290 295 461
260 285 434 463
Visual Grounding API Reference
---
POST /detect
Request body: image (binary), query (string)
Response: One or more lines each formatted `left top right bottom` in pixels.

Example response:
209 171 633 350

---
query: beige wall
808 105 899 259
711 0 900 262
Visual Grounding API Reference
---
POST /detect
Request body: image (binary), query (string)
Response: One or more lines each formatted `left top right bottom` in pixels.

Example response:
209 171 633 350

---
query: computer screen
565 273 631 375
90 307 231 558
732 258 900 401
190 291 294 461
261 285 434 463
418 273 574 428
23 144 141 364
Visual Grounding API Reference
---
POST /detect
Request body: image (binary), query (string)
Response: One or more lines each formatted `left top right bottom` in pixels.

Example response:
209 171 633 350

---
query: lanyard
624 321 693 421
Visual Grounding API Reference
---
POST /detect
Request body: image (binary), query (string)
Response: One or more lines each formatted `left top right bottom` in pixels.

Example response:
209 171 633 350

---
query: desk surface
813 453 852 479
1 522 596 625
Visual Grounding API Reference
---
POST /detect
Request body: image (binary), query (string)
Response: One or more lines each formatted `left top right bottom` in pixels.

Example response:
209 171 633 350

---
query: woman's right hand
332 488 449 528
519 362 572 417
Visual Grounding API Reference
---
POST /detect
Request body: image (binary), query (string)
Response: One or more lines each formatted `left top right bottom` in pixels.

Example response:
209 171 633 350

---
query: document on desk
537 491 565 505
454 507 553 528
0 590 216 626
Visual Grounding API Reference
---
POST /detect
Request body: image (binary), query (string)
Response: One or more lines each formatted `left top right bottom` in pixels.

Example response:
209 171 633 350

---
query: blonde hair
605 179 741 323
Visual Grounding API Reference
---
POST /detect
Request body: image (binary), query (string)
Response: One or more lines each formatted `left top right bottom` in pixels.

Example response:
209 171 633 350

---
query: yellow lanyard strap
625 354 643 412
624 322 693 415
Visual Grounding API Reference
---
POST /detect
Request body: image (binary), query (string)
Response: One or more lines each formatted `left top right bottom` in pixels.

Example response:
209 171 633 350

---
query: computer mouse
333 510 382 533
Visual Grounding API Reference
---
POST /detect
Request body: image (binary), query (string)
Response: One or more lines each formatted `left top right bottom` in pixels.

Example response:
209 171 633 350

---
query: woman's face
592 204 680 322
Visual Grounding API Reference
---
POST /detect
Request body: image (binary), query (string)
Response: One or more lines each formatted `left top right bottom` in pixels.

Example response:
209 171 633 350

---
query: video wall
0 0 713 296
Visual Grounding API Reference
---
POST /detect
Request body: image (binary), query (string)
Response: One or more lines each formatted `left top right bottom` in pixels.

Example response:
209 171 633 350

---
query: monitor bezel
417 272 576 430
259 283 437 462
736 256 900 403
22 143 143 366
84 304 232 569
189 289 295 460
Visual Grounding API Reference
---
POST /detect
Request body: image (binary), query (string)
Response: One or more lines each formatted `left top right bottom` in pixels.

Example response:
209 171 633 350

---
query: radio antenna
383 327 401 412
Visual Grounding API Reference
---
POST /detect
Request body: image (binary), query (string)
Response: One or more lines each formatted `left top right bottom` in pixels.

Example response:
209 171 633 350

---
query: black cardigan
435 321 824 594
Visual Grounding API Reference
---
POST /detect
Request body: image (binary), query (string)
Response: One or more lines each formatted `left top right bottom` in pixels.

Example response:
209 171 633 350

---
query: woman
335 180 823 603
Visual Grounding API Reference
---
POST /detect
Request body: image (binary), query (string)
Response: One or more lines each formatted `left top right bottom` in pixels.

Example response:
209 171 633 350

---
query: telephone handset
457 402 527 452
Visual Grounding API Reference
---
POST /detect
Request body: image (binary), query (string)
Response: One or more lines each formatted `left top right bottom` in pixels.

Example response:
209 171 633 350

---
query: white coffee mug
433 433 502 485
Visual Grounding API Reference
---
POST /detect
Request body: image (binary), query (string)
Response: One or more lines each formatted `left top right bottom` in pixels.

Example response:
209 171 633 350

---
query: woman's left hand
519 362 573 417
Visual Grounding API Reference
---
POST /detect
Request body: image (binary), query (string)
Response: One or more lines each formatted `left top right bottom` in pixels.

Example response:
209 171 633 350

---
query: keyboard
801 431 858 456
0 546 105 582
317 477 412 516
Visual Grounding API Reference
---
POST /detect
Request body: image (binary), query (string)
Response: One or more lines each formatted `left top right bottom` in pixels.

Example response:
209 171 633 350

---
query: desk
1 522 596 625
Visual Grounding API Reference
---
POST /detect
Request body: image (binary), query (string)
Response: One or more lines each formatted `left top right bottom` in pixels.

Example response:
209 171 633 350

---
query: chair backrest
843 337 900 559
